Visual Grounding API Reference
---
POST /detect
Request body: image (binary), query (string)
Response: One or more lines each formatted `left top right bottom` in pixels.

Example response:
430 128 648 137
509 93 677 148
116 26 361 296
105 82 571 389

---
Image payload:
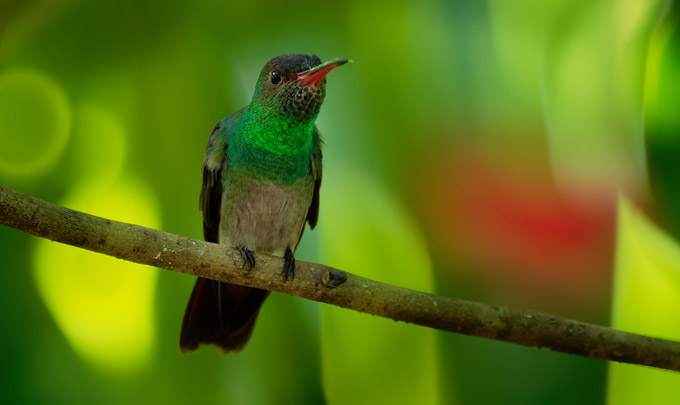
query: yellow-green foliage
608 197 680 403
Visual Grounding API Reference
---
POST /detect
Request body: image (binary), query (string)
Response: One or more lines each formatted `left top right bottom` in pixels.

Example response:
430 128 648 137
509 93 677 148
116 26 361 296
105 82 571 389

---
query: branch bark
1 183 679 371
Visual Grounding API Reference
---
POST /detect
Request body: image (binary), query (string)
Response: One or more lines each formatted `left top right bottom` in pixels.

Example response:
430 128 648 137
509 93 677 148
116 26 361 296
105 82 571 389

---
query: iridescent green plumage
229 54 330 184
230 105 317 184
180 54 348 353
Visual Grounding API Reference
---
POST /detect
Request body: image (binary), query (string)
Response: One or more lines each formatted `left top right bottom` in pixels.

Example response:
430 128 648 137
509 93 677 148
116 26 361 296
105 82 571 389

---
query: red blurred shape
421 143 616 297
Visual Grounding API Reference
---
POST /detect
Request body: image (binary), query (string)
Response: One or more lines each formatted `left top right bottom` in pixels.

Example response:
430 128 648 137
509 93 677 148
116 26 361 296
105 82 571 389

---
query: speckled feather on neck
229 73 325 185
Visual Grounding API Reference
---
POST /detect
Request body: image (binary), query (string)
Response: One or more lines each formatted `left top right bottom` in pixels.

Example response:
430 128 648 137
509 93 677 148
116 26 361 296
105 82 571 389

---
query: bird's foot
281 247 295 282
238 246 256 272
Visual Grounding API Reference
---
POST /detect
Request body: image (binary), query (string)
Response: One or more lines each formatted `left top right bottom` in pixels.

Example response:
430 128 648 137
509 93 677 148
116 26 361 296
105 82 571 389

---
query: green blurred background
1 0 680 403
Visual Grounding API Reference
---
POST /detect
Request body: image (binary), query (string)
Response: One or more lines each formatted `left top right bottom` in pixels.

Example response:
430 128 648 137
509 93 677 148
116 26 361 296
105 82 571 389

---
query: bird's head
252 54 350 123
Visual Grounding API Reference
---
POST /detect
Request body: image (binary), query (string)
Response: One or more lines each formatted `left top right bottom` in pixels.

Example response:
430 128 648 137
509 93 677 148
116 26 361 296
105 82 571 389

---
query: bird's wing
306 125 323 229
199 116 232 243
183 112 268 355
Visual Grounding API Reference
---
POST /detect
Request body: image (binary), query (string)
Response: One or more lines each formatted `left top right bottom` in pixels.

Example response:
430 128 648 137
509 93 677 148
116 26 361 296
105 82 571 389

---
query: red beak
297 58 351 87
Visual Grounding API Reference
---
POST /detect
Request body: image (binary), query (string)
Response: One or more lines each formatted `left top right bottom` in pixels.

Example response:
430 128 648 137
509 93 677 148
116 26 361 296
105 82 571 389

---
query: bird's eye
270 70 281 85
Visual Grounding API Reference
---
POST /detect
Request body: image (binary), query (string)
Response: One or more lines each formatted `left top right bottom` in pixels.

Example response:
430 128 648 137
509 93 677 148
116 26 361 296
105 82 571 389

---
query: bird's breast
218 171 315 256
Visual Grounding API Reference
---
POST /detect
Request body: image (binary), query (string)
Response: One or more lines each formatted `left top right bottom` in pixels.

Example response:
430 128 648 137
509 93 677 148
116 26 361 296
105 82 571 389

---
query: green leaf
319 167 443 404
607 196 680 403
541 1 666 194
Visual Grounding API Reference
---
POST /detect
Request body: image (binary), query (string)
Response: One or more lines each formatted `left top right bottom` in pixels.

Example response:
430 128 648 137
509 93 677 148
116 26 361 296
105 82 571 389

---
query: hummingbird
180 54 349 353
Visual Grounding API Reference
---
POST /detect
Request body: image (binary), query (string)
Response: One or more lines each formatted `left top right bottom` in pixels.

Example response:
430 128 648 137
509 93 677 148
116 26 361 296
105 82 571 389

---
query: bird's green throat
230 97 316 185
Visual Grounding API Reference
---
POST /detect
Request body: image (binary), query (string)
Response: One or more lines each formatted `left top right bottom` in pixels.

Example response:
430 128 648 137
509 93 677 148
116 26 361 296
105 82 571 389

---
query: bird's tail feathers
180 278 269 353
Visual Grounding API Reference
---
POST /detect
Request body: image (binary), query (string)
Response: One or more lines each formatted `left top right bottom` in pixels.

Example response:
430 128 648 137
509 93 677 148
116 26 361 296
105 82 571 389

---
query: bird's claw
238 246 256 272
281 247 295 282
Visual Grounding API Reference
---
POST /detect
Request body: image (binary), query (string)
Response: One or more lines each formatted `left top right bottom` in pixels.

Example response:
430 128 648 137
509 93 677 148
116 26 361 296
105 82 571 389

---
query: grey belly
218 174 314 257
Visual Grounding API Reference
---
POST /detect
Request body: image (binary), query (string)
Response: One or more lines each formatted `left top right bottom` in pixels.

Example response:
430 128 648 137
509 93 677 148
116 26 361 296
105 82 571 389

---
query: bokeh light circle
71 104 127 187
0 69 71 178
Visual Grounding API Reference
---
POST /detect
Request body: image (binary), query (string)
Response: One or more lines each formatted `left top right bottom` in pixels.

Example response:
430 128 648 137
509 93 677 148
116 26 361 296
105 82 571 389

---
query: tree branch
1 183 679 371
